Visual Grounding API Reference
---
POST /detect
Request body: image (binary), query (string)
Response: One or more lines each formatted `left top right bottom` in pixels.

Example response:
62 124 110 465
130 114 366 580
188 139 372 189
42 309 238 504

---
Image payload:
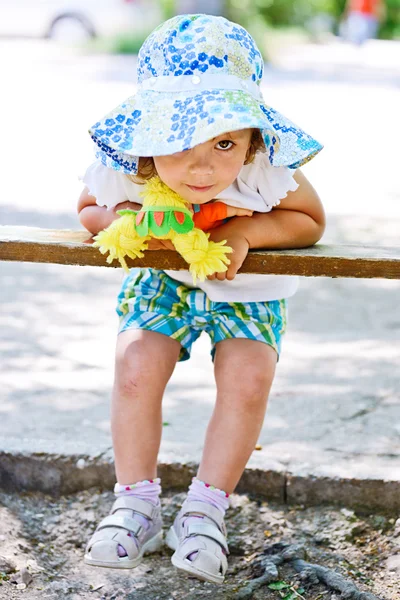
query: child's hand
207 235 250 281
147 238 175 250
225 206 253 218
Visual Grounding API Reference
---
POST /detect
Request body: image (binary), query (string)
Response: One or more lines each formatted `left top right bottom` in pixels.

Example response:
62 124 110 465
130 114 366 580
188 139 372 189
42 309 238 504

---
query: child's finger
226 252 246 279
215 271 227 281
234 208 253 217
224 264 238 280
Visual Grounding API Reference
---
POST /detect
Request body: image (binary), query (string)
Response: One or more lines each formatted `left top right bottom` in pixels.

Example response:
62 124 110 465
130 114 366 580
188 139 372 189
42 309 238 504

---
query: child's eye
216 140 235 151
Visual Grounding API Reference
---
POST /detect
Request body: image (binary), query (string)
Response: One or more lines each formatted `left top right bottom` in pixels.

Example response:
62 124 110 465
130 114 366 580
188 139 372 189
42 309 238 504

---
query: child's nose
188 150 214 176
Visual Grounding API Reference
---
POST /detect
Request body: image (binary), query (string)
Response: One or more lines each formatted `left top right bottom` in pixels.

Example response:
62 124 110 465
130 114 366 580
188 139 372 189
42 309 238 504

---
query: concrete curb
1 451 399 515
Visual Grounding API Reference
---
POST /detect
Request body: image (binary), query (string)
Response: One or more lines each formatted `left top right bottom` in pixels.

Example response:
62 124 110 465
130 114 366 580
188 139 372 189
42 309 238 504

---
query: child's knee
219 363 274 408
115 356 153 398
250 362 274 390
114 341 155 393
239 366 273 403
114 331 178 396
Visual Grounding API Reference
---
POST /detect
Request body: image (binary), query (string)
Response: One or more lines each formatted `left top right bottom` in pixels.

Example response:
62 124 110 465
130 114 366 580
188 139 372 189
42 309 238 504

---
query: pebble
314 533 330 545
47 515 61 524
26 559 45 573
394 518 400 537
11 566 33 586
386 554 400 572
47 580 74 593
0 555 16 573
86 509 97 521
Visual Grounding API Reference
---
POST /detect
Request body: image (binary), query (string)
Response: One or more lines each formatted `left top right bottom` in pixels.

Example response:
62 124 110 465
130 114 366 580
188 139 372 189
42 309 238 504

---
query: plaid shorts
117 269 287 362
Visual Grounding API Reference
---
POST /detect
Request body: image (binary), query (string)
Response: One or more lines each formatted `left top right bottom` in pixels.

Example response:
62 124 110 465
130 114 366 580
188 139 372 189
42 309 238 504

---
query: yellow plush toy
93 176 232 283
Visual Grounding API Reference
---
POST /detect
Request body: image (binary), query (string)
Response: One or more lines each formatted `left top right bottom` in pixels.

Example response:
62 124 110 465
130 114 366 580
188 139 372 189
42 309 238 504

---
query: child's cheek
221 158 245 186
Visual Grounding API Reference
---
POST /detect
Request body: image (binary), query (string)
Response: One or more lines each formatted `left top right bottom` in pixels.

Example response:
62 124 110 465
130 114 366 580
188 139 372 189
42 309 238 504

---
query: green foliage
86 30 150 55
268 581 291 590
159 0 176 20
258 0 334 26
380 0 400 39
282 593 299 600
227 0 400 39
111 32 149 55
229 0 341 27
268 581 307 599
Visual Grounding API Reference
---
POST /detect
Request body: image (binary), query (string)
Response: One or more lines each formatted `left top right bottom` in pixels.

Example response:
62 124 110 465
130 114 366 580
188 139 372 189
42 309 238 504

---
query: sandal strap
111 496 158 520
186 522 229 554
180 500 225 528
88 527 139 559
96 514 143 537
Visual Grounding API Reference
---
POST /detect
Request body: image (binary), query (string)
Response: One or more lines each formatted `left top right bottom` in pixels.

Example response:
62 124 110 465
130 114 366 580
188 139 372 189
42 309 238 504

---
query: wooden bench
1 225 399 279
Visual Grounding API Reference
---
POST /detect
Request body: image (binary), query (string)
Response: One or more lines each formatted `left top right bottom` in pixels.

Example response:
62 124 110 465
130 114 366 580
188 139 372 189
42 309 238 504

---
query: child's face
153 128 253 204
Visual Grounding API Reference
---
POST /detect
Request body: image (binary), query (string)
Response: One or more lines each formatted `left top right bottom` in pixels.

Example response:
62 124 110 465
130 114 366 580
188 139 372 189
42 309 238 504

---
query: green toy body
118 206 194 238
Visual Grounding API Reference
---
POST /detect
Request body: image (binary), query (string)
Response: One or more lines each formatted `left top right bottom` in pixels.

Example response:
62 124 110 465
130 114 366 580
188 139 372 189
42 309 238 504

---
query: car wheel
47 13 96 43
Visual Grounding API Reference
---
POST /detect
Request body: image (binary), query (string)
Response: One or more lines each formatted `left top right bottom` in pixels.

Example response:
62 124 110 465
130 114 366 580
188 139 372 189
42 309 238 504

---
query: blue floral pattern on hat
89 14 322 174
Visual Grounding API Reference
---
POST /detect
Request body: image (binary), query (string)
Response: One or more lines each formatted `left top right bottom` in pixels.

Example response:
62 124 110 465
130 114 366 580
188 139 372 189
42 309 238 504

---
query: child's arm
77 187 142 234
207 169 325 280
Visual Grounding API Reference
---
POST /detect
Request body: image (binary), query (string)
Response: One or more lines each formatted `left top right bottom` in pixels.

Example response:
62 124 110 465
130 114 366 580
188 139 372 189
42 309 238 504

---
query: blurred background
0 1 399 477
0 0 399 47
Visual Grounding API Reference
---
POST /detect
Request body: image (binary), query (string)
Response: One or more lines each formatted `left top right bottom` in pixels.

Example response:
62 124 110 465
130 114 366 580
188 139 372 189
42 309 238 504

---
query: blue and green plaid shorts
117 269 287 362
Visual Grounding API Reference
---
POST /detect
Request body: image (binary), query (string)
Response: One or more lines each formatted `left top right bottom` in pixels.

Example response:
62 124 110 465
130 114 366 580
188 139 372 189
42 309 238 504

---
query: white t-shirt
82 152 300 302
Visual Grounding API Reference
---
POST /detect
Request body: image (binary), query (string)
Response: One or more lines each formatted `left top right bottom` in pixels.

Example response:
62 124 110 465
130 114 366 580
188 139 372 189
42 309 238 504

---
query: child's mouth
187 185 214 192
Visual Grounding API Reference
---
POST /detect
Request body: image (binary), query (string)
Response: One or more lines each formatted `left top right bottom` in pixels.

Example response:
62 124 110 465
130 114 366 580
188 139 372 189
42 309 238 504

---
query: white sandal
84 496 163 569
166 500 229 584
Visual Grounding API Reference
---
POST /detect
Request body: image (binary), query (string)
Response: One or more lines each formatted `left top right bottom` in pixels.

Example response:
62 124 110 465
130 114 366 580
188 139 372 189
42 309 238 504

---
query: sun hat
89 14 323 175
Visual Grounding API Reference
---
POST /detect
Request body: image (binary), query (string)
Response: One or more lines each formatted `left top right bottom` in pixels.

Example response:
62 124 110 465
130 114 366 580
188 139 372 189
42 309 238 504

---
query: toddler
78 14 325 584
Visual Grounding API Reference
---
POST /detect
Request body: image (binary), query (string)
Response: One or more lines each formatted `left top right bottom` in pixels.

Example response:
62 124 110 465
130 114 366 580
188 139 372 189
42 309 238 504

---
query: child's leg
85 328 181 568
198 337 277 492
167 338 277 582
112 328 181 483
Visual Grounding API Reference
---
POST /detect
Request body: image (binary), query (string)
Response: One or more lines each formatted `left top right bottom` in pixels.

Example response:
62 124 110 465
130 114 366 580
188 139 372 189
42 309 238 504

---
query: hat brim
90 88 322 174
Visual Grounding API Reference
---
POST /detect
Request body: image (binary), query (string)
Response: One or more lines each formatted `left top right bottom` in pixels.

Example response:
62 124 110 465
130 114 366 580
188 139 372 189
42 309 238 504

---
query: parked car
0 0 161 41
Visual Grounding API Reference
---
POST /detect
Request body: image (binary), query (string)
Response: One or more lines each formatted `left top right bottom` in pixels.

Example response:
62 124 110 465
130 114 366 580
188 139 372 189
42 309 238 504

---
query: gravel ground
0 490 399 600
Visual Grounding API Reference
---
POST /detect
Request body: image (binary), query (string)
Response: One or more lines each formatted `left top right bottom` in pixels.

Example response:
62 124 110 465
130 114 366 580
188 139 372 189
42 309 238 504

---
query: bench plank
0 226 399 279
